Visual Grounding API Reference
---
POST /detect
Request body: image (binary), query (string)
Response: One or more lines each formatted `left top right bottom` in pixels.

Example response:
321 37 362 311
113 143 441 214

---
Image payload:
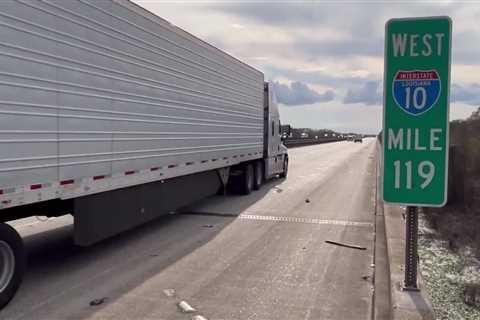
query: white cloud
133 0 480 131
278 102 383 134
452 83 480 106
272 81 335 106
231 23 246 29
344 81 382 106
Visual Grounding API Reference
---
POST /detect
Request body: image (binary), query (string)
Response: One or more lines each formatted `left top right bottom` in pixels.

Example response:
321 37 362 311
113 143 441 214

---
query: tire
253 161 263 190
240 163 254 195
279 157 288 178
0 223 25 309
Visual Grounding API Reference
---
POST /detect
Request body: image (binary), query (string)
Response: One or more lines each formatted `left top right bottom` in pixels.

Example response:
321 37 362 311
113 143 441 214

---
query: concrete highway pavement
1 139 384 320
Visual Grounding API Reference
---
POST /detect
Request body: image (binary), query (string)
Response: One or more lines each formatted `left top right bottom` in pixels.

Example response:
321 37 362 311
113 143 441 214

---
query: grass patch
419 208 480 319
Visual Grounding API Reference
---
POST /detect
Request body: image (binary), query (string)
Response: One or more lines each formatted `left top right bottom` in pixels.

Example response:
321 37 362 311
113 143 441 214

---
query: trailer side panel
0 0 264 212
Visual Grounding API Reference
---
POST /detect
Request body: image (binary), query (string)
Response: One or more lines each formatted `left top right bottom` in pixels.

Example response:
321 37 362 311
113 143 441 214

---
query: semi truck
0 0 289 308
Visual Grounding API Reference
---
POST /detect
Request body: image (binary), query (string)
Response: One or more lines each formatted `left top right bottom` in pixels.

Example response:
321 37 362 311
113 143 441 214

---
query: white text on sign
392 33 445 57
387 128 443 151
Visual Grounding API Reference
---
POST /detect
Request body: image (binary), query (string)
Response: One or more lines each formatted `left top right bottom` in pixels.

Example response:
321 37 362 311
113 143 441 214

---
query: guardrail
283 138 346 148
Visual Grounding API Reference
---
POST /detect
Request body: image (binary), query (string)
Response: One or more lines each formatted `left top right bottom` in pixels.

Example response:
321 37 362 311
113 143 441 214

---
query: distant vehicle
354 136 363 143
301 132 309 138
347 135 354 141
0 0 289 308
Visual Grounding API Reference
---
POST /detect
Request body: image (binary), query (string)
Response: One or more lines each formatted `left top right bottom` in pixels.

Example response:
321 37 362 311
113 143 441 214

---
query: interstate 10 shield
392 70 441 116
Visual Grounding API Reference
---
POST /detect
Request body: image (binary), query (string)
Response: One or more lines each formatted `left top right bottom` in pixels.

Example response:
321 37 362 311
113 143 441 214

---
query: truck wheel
240 164 254 195
0 223 25 309
279 158 288 178
253 161 263 190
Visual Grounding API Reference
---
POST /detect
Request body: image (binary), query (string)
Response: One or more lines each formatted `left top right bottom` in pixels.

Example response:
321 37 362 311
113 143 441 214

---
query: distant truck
354 136 363 143
0 0 288 307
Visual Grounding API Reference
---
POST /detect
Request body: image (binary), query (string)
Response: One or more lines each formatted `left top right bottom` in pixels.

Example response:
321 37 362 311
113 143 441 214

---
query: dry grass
423 206 480 259
419 209 480 319
417 108 480 318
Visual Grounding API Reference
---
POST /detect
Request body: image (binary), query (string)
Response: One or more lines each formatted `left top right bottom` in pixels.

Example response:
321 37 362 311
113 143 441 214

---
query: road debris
178 301 196 313
89 297 108 306
305 198 310 203
202 224 214 228
325 240 366 250
163 289 176 297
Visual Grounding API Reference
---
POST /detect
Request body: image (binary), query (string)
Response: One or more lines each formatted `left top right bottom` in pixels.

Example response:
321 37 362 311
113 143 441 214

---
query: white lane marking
178 300 196 313
238 214 373 227
192 315 208 320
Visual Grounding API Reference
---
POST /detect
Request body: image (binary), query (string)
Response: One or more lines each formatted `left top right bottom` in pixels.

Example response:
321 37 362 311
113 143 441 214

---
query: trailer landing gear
0 222 25 309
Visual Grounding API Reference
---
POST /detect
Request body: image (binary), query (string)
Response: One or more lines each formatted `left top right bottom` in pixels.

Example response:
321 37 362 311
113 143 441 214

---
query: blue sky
134 1 480 134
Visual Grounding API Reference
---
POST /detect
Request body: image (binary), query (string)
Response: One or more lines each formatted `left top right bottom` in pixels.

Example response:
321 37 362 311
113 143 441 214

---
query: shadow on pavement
181 178 284 217
1 178 283 319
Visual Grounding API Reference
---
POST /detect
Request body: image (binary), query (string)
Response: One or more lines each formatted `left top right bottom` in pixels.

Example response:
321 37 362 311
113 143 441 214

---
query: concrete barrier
376 140 435 320
283 138 345 148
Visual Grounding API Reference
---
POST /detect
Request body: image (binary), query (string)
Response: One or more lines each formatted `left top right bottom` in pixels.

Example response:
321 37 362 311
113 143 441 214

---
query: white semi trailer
0 0 289 308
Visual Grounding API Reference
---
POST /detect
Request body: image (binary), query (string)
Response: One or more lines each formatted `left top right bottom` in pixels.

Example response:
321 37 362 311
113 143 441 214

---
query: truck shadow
181 178 285 217
1 178 284 319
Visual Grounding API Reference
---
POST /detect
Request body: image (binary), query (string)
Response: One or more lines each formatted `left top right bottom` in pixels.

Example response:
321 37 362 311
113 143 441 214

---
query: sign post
404 206 419 290
383 17 452 290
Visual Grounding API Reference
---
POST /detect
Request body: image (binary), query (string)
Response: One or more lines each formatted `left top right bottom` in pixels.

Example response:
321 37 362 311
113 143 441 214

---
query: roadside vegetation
420 107 480 319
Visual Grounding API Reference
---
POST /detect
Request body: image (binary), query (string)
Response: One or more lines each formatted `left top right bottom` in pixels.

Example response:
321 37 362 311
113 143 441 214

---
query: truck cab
264 83 289 179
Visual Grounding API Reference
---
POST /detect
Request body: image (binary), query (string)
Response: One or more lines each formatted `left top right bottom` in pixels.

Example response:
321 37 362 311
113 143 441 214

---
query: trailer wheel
240 163 254 195
279 157 288 178
253 161 263 190
0 223 25 309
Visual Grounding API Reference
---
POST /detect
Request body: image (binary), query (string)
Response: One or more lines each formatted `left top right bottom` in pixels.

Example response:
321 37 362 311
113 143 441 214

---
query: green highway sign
383 17 452 207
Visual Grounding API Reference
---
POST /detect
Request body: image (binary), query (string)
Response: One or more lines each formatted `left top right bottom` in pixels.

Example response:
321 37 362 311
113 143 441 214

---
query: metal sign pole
403 206 420 291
